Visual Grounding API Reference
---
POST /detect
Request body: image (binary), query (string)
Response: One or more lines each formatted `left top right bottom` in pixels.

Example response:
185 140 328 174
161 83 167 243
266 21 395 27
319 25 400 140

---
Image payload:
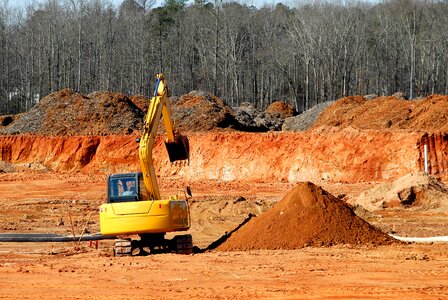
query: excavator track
173 234 193 254
112 234 193 256
113 239 133 257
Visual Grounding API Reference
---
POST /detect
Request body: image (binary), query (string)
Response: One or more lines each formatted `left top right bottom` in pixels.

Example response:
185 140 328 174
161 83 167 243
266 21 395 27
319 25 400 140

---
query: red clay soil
3 129 447 182
129 95 150 112
217 182 396 251
265 101 296 118
313 94 448 132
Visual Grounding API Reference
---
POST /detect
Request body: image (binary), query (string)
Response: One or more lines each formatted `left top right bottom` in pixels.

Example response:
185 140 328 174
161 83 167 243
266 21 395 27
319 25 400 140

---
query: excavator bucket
165 134 190 163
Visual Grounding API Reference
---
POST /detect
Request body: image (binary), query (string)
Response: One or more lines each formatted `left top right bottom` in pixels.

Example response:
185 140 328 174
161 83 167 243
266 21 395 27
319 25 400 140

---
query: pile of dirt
253 101 297 131
265 101 296 118
233 102 266 132
129 95 150 112
172 90 240 131
350 172 448 211
217 182 395 251
1 89 144 135
313 94 448 132
282 101 332 131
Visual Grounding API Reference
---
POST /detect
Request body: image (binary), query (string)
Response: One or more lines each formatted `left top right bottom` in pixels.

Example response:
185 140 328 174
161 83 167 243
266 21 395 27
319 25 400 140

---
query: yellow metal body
99 74 190 236
99 199 190 236
138 73 177 200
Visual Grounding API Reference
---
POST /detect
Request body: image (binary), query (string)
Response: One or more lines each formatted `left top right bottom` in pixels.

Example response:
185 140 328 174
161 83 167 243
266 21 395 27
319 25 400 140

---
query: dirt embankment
1 90 448 182
1 128 444 182
0 135 139 174
419 132 448 178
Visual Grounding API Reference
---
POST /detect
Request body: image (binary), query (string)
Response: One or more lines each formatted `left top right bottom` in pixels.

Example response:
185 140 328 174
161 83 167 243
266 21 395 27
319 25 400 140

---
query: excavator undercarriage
113 234 193 256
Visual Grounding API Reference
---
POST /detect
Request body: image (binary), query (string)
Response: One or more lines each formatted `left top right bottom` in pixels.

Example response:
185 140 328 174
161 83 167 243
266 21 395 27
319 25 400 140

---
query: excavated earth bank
1 129 447 182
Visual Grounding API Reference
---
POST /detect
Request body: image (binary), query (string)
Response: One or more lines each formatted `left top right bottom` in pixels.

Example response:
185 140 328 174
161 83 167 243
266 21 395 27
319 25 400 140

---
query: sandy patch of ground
1 174 448 298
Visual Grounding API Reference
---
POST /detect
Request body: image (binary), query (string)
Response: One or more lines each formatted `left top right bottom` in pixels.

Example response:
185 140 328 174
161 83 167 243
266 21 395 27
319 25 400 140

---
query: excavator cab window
108 173 140 203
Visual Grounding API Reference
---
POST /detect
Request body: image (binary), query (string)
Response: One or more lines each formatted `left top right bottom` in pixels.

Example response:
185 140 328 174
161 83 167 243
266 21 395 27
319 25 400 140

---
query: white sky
6 0 290 10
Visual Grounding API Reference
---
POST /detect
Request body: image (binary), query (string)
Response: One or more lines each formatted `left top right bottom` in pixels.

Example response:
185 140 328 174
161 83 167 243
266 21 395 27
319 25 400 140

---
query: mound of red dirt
129 95 150 112
313 94 448 132
172 90 239 131
217 182 395 251
1 89 144 135
265 101 296 118
251 101 297 131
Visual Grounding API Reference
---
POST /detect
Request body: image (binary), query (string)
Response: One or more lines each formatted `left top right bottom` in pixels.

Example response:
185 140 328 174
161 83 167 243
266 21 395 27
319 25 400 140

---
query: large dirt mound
217 182 395 251
350 172 448 211
172 90 240 131
313 94 448 131
253 101 297 131
265 101 296 118
233 102 267 132
1 89 144 135
129 95 150 112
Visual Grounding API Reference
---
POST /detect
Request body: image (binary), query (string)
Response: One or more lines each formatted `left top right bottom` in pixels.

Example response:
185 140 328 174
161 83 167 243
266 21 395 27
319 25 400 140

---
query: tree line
1 0 447 115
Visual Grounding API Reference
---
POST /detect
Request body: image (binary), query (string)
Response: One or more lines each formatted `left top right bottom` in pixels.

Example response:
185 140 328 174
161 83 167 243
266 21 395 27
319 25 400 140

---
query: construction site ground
0 173 447 299
1 93 448 298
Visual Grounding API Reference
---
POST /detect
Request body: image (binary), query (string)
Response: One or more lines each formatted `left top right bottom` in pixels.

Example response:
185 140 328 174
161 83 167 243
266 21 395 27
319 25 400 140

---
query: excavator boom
139 74 189 200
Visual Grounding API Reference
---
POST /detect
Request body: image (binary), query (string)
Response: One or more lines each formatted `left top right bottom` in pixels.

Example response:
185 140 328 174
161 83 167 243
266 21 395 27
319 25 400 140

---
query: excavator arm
138 74 189 200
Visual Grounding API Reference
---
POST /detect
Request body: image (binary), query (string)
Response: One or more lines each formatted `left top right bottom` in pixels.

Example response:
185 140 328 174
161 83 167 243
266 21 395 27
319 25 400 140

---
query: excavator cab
107 173 148 203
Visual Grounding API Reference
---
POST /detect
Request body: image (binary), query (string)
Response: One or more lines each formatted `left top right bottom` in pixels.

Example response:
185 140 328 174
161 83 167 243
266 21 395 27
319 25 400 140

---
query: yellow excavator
99 74 192 256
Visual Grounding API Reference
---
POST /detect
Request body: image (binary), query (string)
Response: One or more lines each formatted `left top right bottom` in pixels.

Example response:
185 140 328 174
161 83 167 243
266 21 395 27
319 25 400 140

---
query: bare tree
1 0 448 115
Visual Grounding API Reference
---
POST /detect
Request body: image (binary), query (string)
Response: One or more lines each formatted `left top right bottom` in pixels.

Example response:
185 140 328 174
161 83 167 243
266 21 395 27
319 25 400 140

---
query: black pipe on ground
0 233 116 242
